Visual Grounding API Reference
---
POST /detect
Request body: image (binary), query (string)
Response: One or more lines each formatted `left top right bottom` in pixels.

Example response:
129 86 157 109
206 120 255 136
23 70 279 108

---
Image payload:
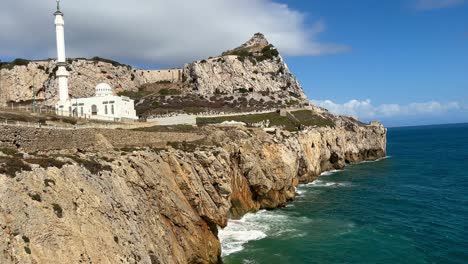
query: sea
219 123 468 264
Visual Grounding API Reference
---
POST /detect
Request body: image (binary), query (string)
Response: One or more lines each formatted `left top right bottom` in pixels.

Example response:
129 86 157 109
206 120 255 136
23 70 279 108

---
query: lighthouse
54 0 69 103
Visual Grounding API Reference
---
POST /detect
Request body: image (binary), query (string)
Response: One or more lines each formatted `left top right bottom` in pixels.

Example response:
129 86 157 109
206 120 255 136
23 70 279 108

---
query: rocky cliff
0 58 150 105
1 33 307 108
182 33 306 100
0 118 386 264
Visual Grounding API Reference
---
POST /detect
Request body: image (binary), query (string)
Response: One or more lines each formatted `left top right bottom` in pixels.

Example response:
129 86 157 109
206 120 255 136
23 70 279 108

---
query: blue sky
280 0 468 126
1 0 467 127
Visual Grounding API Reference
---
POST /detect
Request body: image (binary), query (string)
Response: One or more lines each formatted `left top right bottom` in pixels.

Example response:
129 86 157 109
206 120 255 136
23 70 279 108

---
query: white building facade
53 0 138 121
57 84 137 121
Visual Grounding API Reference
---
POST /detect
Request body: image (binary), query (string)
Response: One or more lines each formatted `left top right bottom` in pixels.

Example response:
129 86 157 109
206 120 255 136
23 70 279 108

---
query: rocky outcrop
1 33 306 109
182 33 306 100
0 119 386 264
0 59 145 105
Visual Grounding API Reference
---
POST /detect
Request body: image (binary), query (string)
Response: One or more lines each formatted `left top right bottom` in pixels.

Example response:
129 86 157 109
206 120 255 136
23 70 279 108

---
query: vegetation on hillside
196 110 335 132
222 44 280 64
89 57 131 69
0 58 31 70
0 110 78 125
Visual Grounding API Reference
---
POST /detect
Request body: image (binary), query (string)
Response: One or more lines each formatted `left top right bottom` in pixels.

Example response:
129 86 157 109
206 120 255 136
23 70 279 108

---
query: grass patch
0 110 78 125
291 110 335 128
197 112 299 131
133 125 198 133
0 148 21 157
25 158 68 169
159 88 181 96
197 110 335 131
0 157 32 178
117 89 151 100
65 156 112 175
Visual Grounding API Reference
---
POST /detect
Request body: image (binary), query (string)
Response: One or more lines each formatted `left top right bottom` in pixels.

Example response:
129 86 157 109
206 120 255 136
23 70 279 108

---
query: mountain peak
240 33 270 49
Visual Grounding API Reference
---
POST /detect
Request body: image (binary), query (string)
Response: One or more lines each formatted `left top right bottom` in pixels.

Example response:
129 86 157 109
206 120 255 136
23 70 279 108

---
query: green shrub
22 236 30 243
24 247 31 255
52 203 63 218
159 89 181 96
0 157 32 178
223 48 252 57
26 158 68 169
238 88 249 94
29 193 42 202
257 45 279 62
0 58 30 70
90 57 130 69
237 56 246 63
65 156 112 175
288 92 300 99
0 148 20 156
197 110 336 131
117 90 148 100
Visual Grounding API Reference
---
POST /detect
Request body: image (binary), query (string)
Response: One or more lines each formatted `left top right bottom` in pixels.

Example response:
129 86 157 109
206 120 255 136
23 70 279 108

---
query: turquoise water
220 123 468 264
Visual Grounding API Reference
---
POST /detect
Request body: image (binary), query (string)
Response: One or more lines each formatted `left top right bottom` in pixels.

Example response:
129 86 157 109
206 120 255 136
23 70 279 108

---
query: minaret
54 0 69 103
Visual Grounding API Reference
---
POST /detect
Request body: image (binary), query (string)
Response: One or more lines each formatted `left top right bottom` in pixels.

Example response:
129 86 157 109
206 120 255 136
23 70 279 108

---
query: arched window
91 105 98 115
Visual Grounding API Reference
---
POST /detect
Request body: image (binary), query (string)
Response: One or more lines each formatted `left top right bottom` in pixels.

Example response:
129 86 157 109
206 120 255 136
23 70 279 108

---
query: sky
0 0 467 127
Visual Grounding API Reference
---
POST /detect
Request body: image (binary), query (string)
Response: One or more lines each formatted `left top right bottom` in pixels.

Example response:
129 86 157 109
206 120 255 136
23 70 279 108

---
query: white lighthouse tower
54 0 69 103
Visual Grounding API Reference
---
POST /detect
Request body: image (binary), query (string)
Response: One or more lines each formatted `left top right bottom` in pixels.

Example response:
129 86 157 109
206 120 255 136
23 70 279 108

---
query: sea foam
219 210 307 257
307 179 353 188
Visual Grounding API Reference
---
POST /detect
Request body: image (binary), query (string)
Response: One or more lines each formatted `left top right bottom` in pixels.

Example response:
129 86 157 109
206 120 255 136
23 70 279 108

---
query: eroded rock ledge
0 122 386 264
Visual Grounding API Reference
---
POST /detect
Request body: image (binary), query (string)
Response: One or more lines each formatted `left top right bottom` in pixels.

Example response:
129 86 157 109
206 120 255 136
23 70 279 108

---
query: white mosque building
53 0 137 121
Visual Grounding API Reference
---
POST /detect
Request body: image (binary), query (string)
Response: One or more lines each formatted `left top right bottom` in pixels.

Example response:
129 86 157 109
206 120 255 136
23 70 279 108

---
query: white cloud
311 99 462 120
414 0 465 10
0 0 348 66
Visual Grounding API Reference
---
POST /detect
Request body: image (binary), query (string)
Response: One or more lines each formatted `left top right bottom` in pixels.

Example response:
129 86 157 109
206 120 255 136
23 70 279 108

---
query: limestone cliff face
1 33 306 107
0 59 143 105
0 120 386 264
182 33 307 99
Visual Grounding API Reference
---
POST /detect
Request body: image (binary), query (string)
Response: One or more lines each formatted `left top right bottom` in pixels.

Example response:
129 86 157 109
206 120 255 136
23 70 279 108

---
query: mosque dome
95 83 113 97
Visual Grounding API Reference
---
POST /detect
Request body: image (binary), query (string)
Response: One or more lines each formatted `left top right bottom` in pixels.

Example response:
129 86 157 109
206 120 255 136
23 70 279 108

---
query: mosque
53 0 137 121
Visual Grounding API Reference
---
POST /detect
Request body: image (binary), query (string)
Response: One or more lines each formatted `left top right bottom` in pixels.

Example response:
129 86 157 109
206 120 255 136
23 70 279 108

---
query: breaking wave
219 210 311 257
358 156 392 164
320 170 340 176
307 179 353 188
